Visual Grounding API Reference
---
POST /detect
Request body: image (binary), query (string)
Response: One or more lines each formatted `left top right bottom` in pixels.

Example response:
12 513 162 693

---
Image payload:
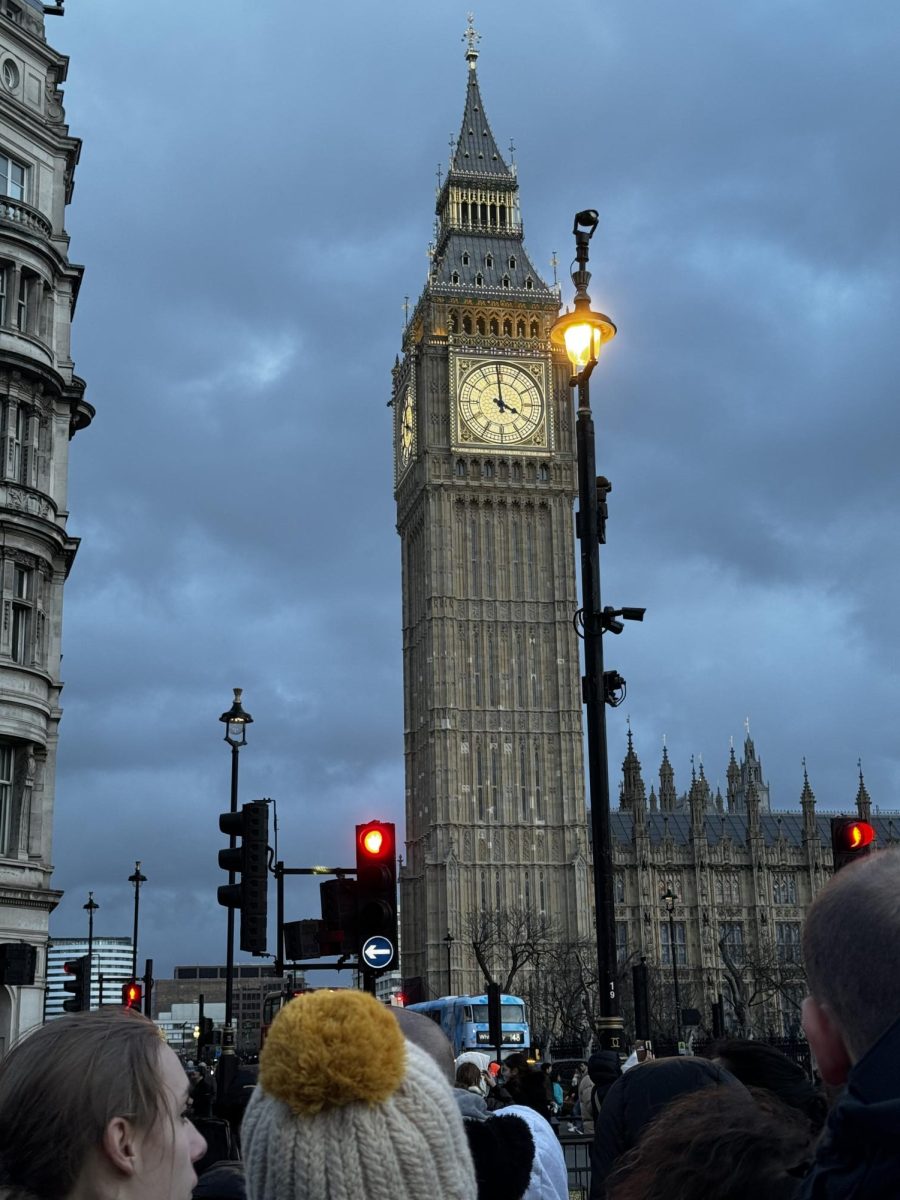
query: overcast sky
47 1 899 978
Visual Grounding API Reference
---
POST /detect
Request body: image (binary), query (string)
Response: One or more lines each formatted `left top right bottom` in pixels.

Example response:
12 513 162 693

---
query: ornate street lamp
127 863 147 981
661 887 682 1044
443 930 455 995
218 688 253 1079
549 210 632 1055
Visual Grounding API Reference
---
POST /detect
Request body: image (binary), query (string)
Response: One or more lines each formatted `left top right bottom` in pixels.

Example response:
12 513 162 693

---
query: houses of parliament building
391 21 894 1038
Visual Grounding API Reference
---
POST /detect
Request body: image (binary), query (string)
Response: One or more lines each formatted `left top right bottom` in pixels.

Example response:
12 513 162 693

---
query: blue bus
407 993 529 1059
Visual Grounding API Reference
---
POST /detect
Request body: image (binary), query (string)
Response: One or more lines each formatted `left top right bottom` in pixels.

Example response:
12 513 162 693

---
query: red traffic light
122 981 143 1009
358 822 393 858
835 820 875 851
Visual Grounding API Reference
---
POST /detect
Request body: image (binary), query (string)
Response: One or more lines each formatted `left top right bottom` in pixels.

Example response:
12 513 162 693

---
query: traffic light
831 817 876 872
122 979 143 1009
355 820 398 973
62 955 90 1012
217 799 270 954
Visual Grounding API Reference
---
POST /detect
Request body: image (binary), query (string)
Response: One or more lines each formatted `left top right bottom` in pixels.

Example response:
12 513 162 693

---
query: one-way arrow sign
361 935 395 971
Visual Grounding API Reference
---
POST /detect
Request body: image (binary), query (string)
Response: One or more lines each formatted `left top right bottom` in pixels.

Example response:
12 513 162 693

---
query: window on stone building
0 265 6 325
481 873 488 911
719 921 745 964
476 316 485 334
530 320 539 338
11 564 32 664
660 921 686 966
772 873 797 905
516 319 525 337
503 318 512 336
495 871 501 910
714 871 741 905
519 740 527 820
533 744 542 820
475 273 483 286
485 254 493 268
0 152 25 201
775 921 802 964
539 870 546 913
539 463 549 481
463 315 472 333
462 253 470 266
613 874 625 904
475 740 485 821
524 870 531 910
490 317 498 335
779 983 804 1037
451 271 460 285
456 459 466 477
0 742 13 855
616 921 628 963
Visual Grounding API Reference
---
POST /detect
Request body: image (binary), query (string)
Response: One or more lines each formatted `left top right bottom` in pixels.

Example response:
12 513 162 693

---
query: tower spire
855 758 872 822
463 12 480 69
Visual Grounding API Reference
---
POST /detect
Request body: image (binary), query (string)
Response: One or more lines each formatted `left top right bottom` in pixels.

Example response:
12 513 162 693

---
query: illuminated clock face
458 360 545 446
399 388 415 466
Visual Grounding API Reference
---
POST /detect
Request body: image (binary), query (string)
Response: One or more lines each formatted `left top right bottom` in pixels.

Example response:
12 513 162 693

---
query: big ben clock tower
393 20 592 997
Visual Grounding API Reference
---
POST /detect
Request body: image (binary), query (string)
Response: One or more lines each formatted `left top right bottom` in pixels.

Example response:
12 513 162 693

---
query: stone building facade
0 0 92 1054
608 729 896 1039
393 24 593 994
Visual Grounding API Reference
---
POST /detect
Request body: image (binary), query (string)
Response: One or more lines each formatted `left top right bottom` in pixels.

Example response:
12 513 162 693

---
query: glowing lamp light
550 305 616 371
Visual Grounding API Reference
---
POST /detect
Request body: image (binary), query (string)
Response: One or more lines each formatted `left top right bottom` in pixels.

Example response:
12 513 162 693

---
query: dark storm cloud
46 1 899 971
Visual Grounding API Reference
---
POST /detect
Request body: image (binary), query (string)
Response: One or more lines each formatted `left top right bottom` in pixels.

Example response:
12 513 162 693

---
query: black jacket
588 1056 746 1199
797 1016 900 1199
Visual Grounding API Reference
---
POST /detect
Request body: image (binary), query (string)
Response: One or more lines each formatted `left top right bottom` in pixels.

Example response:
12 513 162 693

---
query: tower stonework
393 29 590 997
0 0 92 1052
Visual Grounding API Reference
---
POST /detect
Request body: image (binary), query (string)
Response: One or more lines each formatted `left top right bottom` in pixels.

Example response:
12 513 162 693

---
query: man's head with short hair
392 1006 455 1084
802 847 900 1084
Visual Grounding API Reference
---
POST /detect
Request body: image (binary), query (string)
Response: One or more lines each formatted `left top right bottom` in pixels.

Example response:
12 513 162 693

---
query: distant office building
157 1000 225 1059
46 937 133 1017
153 963 282 1056
0 0 93 1054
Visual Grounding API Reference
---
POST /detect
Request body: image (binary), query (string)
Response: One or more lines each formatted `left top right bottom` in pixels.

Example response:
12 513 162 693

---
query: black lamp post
550 210 639 1055
83 891 98 1012
127 863 146 981
219 687 253 1068
661 887 682 1043
443 930 454 994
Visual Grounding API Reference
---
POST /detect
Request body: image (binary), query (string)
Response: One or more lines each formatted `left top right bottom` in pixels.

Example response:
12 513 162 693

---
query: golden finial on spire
463 13 480 68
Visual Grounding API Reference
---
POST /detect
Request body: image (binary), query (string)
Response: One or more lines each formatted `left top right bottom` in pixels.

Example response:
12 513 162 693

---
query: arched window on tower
463 314 472 333
476 316 485 334
530 320 539 338
456 459 466 477
516 319 526 337
533 744 543 820
475 273 484 287
502 275 510 288
519 740 528 820
525 277 534 290
451 271 460 285
499 204 507 227
485 253 493 268
489 317 499 335
462 252 470 266
476 739 485 821
509 256 517 269
461 201 469 224
503 317 513 336
539 463 549 482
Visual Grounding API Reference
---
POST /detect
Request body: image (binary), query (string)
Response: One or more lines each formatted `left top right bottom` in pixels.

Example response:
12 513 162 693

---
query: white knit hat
243 989 478 1200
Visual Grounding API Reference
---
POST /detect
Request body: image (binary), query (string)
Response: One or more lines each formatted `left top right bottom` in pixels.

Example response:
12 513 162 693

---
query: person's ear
802 995 852 1085
101 1116 138 1177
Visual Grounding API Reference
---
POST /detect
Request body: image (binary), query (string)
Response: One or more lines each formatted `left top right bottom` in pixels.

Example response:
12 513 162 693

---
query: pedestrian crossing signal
123 980 143 1009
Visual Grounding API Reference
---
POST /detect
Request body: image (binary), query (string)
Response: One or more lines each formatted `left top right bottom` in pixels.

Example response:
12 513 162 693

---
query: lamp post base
596 1014 625 1055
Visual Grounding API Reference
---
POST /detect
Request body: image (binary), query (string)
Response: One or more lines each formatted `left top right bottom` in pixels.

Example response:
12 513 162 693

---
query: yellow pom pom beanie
243 990 478 1200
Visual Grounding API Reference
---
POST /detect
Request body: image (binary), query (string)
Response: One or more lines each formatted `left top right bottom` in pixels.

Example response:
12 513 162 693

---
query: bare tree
718 936 808 1038
464 904 556 994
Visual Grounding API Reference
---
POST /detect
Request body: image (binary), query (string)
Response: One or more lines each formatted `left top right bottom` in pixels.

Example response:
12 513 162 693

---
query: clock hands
493 363 518 414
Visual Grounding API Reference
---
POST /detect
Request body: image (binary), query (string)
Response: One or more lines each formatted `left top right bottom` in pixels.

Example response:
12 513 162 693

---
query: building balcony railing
0 198 52 241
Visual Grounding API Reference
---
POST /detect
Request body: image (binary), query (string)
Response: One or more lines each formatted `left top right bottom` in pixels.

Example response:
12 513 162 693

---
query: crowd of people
0 846 896 1199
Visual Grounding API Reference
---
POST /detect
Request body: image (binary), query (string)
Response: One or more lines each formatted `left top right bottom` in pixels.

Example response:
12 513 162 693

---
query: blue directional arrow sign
361 935 395 971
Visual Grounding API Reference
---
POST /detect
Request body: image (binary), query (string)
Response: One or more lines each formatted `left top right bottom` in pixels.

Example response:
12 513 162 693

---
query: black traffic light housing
831 817 876 872
218 799 270 954
122 979 143 1009
62 954 90 1012
355 821 398 972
